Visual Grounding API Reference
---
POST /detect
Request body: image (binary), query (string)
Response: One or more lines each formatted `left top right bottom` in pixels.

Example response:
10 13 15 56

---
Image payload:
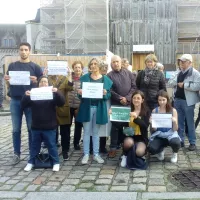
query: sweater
107 68 137 106
76 73 113 124
21 91 65 130
7 61 43 99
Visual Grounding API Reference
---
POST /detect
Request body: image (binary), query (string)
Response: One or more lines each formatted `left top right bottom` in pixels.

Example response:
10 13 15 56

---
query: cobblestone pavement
0 102 200 199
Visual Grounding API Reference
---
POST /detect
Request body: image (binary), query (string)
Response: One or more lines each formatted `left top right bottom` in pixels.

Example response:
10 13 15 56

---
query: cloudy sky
0 0 40 24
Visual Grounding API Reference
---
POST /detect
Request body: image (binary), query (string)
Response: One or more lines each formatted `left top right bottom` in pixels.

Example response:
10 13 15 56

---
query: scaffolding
110 0 177 65
40 0 65 54
64 0 109 54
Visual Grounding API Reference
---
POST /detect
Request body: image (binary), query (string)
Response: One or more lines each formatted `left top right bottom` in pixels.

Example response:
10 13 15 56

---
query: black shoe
188 144 196 151
90 149 93 155
181 142 185 148
57 142 61 148
63 152 69 161
100 148 108 154
74 144 81 150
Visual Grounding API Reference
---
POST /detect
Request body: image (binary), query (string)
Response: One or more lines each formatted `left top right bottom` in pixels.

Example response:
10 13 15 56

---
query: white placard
82 82 103 99
9 71 30 85
30 86 53 101
47 61 68 75
152 113 172 128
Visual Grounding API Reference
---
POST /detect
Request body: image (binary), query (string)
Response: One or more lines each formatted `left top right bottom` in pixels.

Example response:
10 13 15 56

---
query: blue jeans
29 129 59 165
83 106 100 156
10 98 32 156
174 98 196 144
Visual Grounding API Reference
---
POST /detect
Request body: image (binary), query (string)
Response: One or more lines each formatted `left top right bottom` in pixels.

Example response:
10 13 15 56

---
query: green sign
110 106 131 122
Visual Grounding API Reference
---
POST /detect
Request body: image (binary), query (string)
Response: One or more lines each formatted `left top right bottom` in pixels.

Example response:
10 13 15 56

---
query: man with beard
4 42 43 165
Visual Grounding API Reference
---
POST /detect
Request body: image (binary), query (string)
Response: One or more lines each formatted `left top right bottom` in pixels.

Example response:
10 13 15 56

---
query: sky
0 0 40 24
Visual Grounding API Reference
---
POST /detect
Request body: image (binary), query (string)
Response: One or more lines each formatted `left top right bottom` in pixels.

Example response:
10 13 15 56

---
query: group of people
4 42 200 172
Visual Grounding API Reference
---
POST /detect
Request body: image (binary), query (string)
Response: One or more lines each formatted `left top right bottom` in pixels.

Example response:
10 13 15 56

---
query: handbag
123 127 134 136
34 152 53 169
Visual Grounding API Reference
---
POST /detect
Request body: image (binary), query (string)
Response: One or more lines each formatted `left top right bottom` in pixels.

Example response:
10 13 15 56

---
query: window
3 39 8 47
9 39 13 47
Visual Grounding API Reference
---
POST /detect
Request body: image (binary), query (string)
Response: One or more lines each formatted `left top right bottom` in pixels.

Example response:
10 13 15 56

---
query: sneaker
120 155 127 167
11 154 20 165
93 155 104 164
156 150 165 161
81 155 89 165
74 144 81 150
108 150 117 158
171 153 178 163
52 164 60 172
62 152 69 161
188 144 196 151
24 163 33 172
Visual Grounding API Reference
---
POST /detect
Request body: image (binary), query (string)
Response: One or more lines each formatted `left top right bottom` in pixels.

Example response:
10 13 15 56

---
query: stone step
0 111 11 116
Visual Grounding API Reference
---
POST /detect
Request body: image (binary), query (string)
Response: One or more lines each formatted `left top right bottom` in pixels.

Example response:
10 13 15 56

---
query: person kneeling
22 76 65 172
148 90 181 163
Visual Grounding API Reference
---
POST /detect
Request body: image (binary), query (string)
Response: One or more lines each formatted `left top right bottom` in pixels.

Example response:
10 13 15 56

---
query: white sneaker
81 155 89 165
93 155 104 164
121 155 127 167
52 164 60 172
156 150 165 161
171 153 178 163
24 163 33 172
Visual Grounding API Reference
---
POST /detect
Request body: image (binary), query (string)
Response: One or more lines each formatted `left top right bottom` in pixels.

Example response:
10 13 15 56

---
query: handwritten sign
30 86 53 101
152 113 172 128
82 82 103 99
9 71 30 85
110 106 131 122
47 61 68 75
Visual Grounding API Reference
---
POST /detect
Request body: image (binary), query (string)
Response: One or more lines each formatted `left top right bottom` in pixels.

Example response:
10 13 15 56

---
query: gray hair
156 62 164 70
99 60 108 71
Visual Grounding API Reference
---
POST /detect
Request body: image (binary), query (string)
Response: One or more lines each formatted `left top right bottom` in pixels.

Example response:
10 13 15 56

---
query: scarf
144 67 156 85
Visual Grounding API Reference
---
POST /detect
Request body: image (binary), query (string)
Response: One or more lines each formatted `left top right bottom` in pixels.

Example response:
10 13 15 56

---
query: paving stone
75 189 87 192
0 177 10 183
85 172 99 176
110 186 128 191
149 173 164 178
78 183 94 188
112 179 129 186
115 173 130 180
87 167 101 172
129 184 146 191
68 173 84 179
191 163 200 168
62 179 80 185
82 176 96 181
32 177 46 185
49 175 65 182
164 164 178 170
148 186 166 192
12 182 30 191
132 171 147 177
25 185 40 191
100 169 115 175
0 191 26 198
22 177 35 182
95 179 112 185
0 184 13 190
58 185 76 192
94 185 109 192
132 177 147 183
99 175 113 179
46 181 61 186
148 178 165 186
6 180 19 185
39 186 58 191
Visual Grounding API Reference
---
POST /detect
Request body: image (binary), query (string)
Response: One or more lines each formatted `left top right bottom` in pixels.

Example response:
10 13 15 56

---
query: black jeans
148 137 181 154
60 124 71 152
195 106 200 129
69 107 83 146
90 137 107 151
110 121 127 150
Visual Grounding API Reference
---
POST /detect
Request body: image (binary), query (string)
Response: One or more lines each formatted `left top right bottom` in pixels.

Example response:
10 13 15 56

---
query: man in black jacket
107 55 137 158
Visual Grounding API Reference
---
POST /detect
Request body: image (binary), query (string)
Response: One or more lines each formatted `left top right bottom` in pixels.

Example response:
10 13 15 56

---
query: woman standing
68 61 83 150
48 72 73 161
136 54 166 111
76 58 113 164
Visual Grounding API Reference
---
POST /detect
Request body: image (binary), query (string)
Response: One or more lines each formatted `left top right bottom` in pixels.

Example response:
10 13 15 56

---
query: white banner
30 86 53 101
9 71 30 85
82 82 103 99
47 61 68 76
152 113 172 128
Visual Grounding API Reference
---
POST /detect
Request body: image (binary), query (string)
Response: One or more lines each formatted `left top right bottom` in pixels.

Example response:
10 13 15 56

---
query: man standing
4 42 43 164
107 55 137 158
168 54 200 151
